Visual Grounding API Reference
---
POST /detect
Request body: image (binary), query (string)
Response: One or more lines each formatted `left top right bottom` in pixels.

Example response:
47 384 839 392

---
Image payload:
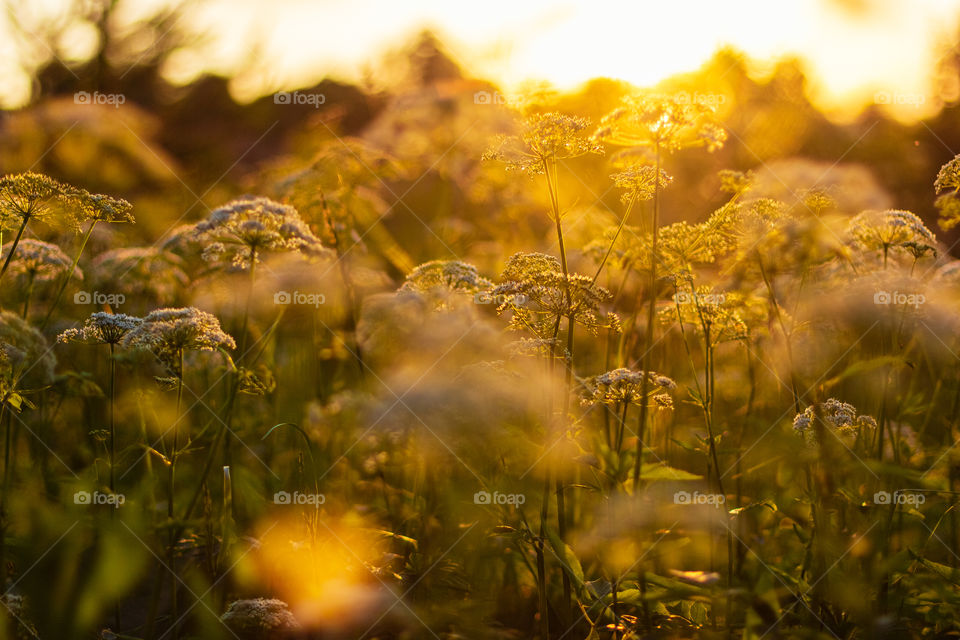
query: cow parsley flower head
792 398 877 446
194 196 331 270
0 172 133 233
661 287 766 344
848 209 937 261
221 598 301 636
400 260 493 294
58 312 142 346
718 169 753 195
493 252 620 336
582 367 676 410
611 165 673 203
0 311 55 387
123 307 235 373
0 239 79 284
68 190 135 227
0 172 69 231
590 215 737 277
594 93 727 153
935 154 960 230
935 154 960 194
483 112 603 175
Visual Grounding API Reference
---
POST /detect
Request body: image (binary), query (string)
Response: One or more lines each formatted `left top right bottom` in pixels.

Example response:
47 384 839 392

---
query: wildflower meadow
4 1 960 638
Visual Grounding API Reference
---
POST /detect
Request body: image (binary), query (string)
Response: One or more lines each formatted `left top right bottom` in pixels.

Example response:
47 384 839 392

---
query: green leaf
683 600 709 626
910 549 960 585
729 499 777 516
607 586 670 605
544 526 586 594
369 529 418 550
643 572 709 597
686 387 706 409
639 463 703 481
822 355 905 390
671 438 699 453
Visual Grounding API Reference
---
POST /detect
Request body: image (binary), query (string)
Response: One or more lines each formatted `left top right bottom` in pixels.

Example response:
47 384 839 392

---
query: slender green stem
168 349 184 640
21 274 34 319
0 402 9 590
109 343 116 496
541 155 574 623
537 472 550 640
109 340 120 633
632 142 661 493
592 191 638 285
0 215 29 284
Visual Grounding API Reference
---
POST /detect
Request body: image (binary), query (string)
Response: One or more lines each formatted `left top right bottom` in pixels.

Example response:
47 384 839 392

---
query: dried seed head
582 367 677 408
484 112 602 175
58 312 142 346
400 260 493 295
123 307 235 373
194 196 332 270
848 209 937 260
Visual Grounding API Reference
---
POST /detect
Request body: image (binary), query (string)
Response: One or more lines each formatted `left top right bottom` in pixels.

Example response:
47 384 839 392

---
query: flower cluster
847 209 937 261
661 286 766 344
58 312 143 346
399 260 493 294
0 172 133 232
0 239 79 284
935 154 960 230
603 216 738 278
792 398 877 446
593 93 727 153
0 311 56 388
483 112 603 175
493 252 620 336
194 196 331 270
220 598 301 636
611 165 673 203
582 368 677 410
123 307 236 373
718 169 753 195
66 189 135 228
0 172 69 231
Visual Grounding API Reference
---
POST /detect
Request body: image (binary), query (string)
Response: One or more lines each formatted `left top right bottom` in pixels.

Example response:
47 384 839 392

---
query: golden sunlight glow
183 0 960 119
3 0 960 119
239 511 393 633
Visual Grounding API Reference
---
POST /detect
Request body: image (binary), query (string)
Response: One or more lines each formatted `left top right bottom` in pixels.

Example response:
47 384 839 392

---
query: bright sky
5 0 960 119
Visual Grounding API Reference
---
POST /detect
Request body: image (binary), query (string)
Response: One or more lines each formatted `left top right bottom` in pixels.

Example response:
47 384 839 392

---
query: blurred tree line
4 0 960 258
